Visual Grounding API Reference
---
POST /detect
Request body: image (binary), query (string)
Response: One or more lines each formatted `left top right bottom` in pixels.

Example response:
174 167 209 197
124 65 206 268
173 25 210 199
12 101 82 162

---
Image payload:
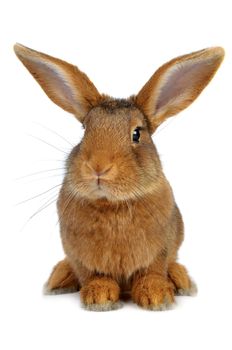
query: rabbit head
14 44 224 202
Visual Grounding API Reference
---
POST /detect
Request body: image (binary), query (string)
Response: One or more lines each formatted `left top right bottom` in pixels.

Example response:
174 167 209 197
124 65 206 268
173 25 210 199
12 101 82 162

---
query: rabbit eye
132 127 141 143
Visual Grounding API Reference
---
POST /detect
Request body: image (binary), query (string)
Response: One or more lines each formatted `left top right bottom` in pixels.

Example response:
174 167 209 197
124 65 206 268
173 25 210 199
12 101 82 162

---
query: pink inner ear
156 59 213 110
34 60 76 105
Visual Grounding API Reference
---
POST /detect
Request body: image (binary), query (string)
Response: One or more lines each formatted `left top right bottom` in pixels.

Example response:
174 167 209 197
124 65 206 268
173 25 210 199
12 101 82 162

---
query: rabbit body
58 170 183 286
14 44 224 310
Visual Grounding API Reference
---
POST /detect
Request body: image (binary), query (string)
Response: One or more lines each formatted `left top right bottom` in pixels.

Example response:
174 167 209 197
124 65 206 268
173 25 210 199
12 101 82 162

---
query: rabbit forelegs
45 257 196 311
80 276 122 311
131 255 175 310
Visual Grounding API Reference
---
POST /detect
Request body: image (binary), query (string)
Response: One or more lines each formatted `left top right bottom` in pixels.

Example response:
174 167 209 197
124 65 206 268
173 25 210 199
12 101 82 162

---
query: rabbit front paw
80 277 122 311
132 274 175 311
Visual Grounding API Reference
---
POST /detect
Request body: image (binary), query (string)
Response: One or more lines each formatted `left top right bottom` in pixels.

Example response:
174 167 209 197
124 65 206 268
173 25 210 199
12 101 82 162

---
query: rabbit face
66 100 162 201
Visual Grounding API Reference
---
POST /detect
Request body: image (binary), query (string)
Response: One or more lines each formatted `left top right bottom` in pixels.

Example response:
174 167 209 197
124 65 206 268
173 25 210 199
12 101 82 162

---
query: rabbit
14 44 224 311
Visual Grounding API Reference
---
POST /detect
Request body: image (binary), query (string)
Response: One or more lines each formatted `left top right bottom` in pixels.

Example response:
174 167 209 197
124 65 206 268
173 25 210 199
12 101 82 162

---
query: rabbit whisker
56 186 79 227
15 167 67 180
29 194 58 221
19 193 59 232
19 173 67 184
27 134 69 155
16 183 64 206
33 122 75 147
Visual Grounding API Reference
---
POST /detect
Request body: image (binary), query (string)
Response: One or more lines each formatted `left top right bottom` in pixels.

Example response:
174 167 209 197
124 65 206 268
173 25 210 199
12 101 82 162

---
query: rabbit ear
14 43 102 122
136 47 224 133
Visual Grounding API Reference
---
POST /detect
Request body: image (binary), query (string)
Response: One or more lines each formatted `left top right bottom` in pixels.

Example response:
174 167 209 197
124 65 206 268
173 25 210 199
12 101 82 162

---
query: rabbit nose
85 162 113 178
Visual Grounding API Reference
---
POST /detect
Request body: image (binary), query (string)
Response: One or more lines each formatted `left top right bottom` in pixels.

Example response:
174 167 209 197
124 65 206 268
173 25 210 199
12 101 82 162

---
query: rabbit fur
14 44 224 311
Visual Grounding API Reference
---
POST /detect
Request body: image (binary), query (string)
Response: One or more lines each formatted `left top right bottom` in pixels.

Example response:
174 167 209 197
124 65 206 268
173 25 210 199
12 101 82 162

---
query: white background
1 0 232 349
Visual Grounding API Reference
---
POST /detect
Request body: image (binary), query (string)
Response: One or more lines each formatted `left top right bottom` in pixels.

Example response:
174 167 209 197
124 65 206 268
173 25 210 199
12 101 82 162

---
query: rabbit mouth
79 179 137 201
85 178 112 198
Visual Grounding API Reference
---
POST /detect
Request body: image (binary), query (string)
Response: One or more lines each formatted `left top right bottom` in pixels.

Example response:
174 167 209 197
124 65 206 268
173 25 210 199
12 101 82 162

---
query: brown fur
14 44 224 310
168 262 197 296
44 258 79 294
132 274 175 310
80 277 120 304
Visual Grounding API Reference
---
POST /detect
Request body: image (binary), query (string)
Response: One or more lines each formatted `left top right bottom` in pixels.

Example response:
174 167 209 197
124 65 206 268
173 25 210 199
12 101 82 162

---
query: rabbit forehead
84 99 145 130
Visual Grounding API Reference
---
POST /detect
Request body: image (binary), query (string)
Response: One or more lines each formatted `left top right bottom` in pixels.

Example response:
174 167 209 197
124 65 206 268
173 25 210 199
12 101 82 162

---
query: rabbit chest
59 196 169 278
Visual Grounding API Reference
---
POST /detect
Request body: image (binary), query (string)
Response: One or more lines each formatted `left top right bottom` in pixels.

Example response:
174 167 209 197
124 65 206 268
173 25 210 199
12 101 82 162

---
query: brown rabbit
14 44 224 311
